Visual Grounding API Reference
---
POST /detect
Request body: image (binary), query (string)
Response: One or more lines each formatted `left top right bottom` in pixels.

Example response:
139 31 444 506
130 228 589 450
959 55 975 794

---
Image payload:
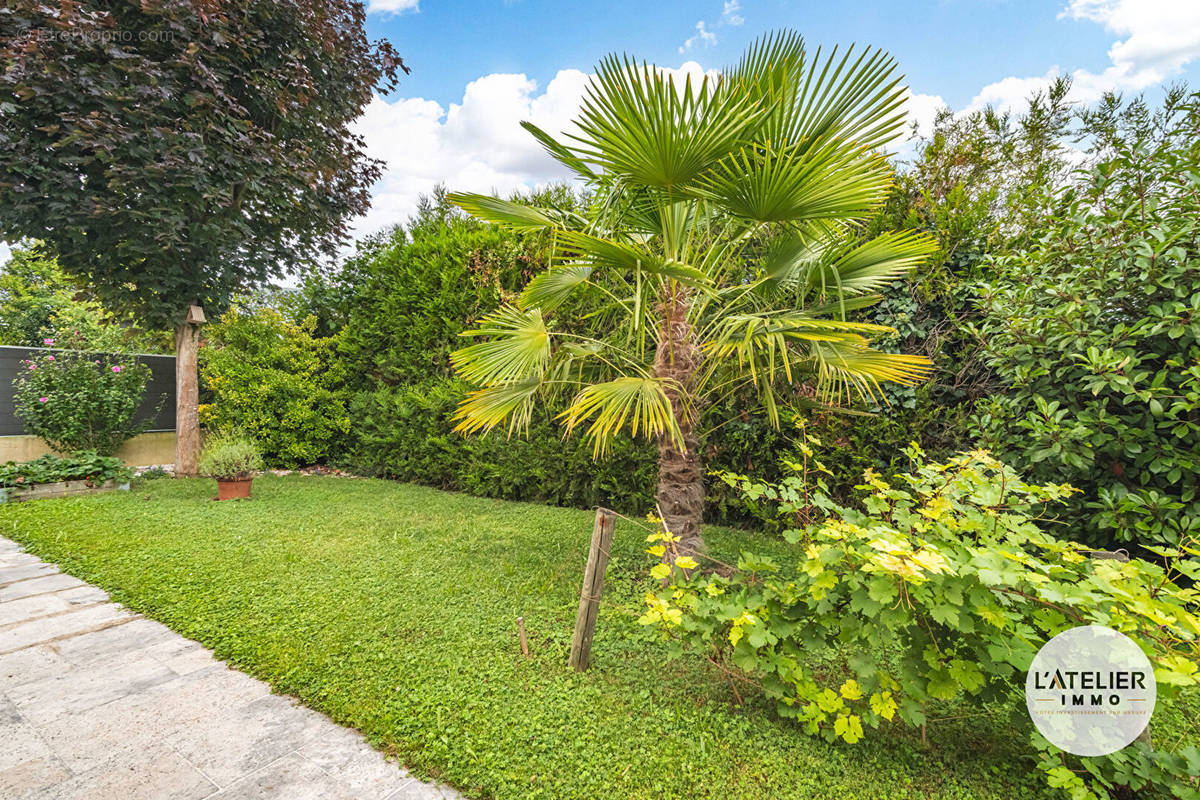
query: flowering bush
13 332 155 455
642 449 1200 799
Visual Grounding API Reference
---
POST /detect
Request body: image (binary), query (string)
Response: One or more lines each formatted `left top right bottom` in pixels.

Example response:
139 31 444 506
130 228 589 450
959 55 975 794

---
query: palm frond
560 376 683 457
452 379 541 436
704 313 891 387
556 230 711 286
519 266 594 311
520 121 598 181
447 193 555 231
786 44 908 154
819 230 937 294
450 306 550 386
566 55 761 188
693 142 894 223
807 342 934 405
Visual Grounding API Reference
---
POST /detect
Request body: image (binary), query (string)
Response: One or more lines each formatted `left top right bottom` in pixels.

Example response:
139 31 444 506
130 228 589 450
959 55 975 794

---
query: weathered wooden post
174 303 205 476
568 507 616 672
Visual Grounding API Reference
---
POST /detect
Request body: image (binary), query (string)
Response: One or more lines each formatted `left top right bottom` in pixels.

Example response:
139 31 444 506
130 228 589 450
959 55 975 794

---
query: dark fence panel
0 346 175 436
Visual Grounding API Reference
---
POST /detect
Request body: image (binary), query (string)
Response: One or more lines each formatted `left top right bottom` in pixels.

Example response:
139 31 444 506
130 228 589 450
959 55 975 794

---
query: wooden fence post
568 507 616 672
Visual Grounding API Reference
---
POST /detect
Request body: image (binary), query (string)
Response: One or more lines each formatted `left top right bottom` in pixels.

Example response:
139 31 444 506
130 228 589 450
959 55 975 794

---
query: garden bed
0 477 129 503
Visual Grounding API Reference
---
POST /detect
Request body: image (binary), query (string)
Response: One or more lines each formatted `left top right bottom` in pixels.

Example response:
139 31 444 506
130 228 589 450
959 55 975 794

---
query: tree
448 32 936 554
0 243 82 347
975 88 1200 548
0 0 404 473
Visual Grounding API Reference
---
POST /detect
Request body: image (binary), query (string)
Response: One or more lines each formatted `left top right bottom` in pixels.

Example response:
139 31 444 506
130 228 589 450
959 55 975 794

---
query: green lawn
1 475 1052 799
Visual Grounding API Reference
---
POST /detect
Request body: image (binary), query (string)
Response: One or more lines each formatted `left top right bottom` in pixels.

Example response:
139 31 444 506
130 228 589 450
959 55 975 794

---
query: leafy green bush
643 449 1200 799
336 189 561 390
347 379 658 513
12 332 156 455
348 379 842 523
200 307 350 468
197 431 263 480
0 451 131 488
975 91 1200 547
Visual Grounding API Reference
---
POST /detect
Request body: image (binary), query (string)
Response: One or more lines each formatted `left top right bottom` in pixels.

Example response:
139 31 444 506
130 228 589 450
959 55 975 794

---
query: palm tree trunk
653 285 706 557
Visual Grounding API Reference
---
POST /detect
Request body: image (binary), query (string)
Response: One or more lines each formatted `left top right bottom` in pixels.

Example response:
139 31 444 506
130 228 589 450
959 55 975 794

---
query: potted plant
198 431 263 500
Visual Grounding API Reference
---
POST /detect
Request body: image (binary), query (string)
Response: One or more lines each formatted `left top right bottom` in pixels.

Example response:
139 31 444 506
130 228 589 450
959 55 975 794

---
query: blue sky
368 0 1163 112
343 0 1200 239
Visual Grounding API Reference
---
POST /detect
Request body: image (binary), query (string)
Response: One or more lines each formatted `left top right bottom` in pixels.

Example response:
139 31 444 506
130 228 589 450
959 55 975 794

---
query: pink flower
46 355 54 361
111 365 122 373
43 338 53 346
38 397 47 403
94 360 100 365
27 364 36 370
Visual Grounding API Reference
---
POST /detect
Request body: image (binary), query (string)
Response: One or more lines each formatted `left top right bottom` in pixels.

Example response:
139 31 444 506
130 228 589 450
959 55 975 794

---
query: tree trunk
174 316 202 476
653 285 706 557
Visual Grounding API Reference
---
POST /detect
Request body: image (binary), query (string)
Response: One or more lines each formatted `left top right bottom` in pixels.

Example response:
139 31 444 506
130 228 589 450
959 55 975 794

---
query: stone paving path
0 536 463 800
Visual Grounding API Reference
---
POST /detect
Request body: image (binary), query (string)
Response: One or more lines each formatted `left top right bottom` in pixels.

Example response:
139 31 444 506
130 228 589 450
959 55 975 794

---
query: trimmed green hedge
347 379 659 514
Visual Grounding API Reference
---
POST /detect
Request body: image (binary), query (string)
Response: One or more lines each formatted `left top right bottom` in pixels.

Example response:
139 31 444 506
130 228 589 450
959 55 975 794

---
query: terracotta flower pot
215 477 253 501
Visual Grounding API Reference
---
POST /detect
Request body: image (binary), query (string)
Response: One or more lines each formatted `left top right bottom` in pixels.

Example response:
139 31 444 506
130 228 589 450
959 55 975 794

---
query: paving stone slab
50 616 176 665
0 573 86 603
298 725 413 799
165 693 332 787
0 563 59 587
8 651 177 725
385 779 466 800
205 753 358 800
0 552 42 570
0 589 106 628
0 755 73 800
0 647 70 693
36 743 217 800
0 718 58 771
0 603 135 655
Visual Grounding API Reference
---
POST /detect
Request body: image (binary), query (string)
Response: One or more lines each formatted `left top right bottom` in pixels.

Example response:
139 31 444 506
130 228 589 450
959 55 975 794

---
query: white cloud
968 68 1064 113
366 0 418 14
680 0 746 53
350 69 590 238
968 0 1200 112
904 90 947 140
679 21 718 55
350 62 724 241
722 1 745 26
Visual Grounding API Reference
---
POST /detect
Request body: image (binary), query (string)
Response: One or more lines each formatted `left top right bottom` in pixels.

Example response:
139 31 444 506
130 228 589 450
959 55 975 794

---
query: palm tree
447 31 936 555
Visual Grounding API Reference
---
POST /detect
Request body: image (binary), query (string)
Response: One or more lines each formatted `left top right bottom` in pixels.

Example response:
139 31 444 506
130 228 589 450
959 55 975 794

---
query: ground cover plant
0 451 130 489
0 475 1115 800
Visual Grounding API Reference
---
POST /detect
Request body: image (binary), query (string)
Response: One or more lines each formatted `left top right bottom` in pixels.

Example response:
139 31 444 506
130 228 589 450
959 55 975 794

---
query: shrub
12 333 155 455
197 431 263 480
974 91 1200 547
347 379 658 513
642 449 1200 799
0 451 131 488
335 189 558 390
200 307 350 468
